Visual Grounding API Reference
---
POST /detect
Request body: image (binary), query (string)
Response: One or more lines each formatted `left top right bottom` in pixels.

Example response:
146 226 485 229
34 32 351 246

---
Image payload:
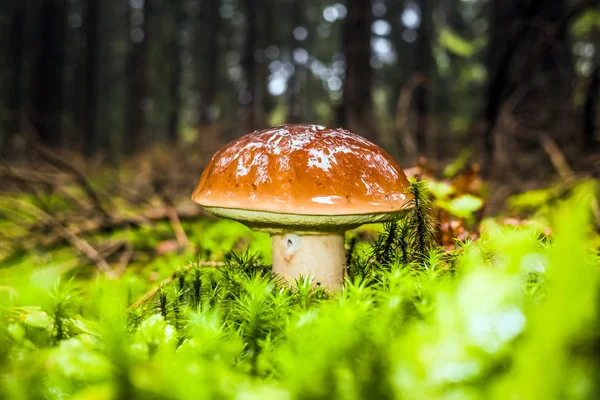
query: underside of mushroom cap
203 205 411 234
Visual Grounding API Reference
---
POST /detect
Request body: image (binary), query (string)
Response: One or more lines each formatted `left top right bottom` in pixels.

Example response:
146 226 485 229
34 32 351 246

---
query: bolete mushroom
192 124 411 292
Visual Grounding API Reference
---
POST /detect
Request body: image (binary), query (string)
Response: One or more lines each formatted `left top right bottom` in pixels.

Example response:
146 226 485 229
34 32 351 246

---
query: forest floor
0 136 599 399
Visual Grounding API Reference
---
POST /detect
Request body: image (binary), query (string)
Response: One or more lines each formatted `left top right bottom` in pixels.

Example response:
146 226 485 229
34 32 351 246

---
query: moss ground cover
0 182 599 399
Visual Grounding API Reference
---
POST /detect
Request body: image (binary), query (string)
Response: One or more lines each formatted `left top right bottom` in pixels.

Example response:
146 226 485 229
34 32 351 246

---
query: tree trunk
412 0 432 156
386 0 415 159
483 0 576 168
29 0 67 148
83 0 100 156
254 0 270 129
341 0 375 141
195 0 221 124
124 0 151 154
483 0 528 166
241 0 259 132
286 0 305 123
167 0 184 142
583 38 599 152
1 1 26 154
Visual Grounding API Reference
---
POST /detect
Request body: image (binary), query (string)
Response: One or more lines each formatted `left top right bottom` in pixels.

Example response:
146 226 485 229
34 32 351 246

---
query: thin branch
538 135 600 228
6 200 115 277
156 185 191 250
482 0 597 166
539 134 575 181
114 241 134 278
24 123 112 220
394 72 425 161
166 204 190 249
502 94 600 228
39 204 204 248
0 164 71 186
37 148 111 219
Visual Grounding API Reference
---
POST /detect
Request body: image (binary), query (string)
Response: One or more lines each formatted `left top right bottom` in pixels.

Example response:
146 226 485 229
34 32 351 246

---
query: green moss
0 183 599 399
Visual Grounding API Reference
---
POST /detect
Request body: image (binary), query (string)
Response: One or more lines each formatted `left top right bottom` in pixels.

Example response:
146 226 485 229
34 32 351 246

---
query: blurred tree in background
0 0 598 169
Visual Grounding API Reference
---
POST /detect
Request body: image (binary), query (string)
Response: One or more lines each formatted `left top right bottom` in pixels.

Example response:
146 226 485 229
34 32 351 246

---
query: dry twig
114 241 134 278
502 98 600 227
0 164 71 186
7 200 115 277
32 141 112 220
39 204 204 248
539 134 575 181
394 72 425 161
165 204 190 249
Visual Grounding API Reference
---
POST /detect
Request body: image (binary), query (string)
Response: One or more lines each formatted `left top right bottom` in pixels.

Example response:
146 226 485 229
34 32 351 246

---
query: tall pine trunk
412 0 431 156
1 1 26 154
253 0 269 129
241 0 259 132
167 0 184 142
583 33 599 152
483 0 575 167
195 0 221 124
29 0 67 147
83 0 100 156
124 0 151 154
286 0 305 123
341 0 375 141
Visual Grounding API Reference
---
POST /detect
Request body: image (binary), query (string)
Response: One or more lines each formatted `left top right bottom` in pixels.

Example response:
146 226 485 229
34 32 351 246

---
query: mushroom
192 124 411 292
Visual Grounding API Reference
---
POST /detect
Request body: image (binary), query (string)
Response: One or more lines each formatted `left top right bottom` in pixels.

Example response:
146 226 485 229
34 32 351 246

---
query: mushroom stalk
271 232 346 292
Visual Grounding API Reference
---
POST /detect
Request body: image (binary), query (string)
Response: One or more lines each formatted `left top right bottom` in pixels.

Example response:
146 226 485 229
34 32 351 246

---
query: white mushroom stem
270 232 346 292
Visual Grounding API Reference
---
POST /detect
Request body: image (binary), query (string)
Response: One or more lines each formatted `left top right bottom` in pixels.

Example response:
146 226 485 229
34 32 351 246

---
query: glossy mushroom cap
192 124 411 233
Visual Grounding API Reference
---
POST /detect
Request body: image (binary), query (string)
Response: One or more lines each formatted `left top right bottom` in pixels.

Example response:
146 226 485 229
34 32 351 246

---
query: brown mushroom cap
192 124 411 232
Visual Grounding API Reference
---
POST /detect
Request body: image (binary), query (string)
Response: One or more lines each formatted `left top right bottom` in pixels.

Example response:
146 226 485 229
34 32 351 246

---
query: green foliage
571 9 600 36
438 194 484 219
438 27 486 58
508 186 561 212
443 148 474 178
507 180 600 235
426 176 485 223
1 184 600 399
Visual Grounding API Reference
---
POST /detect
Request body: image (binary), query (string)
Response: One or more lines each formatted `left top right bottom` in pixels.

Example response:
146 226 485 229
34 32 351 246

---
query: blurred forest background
0 0 599 175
